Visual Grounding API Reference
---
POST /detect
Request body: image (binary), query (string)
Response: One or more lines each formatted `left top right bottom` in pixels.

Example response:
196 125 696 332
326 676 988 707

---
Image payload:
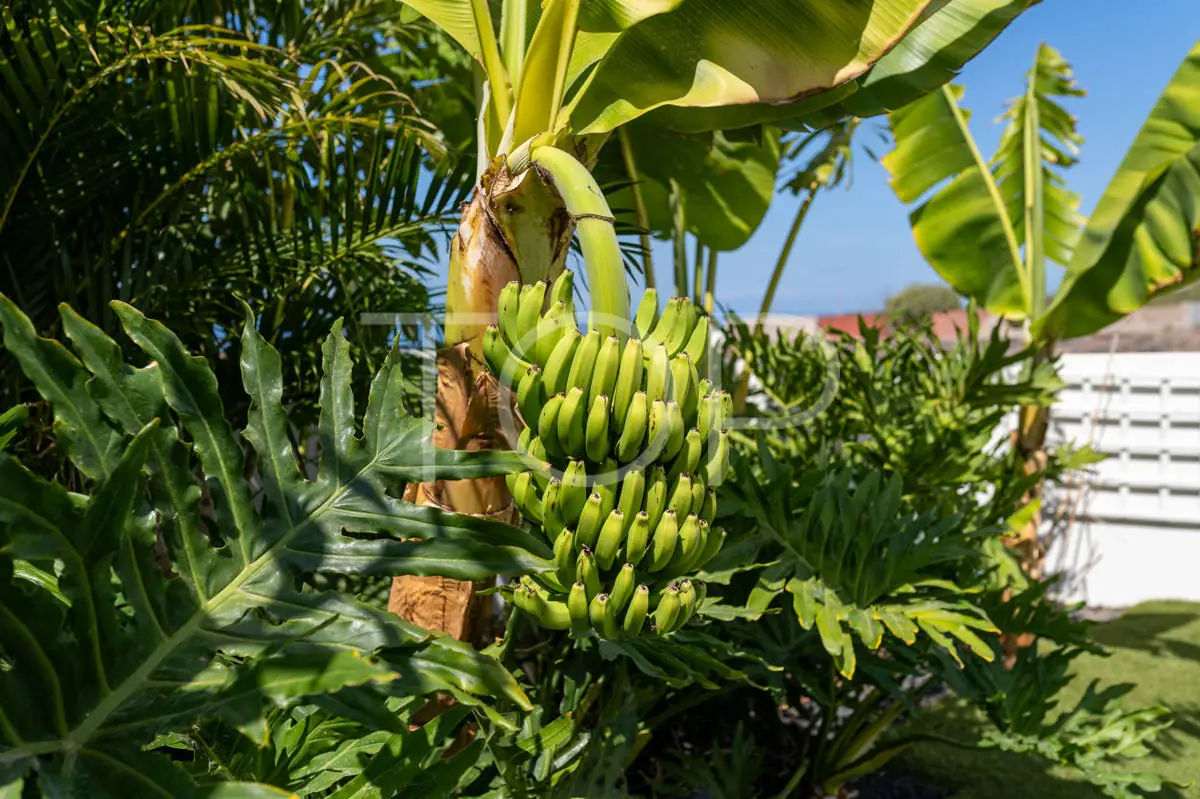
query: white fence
1046 352 1200 607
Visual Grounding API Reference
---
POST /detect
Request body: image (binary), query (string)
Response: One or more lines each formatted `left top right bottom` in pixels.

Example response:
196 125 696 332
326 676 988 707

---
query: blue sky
646 0 1200 317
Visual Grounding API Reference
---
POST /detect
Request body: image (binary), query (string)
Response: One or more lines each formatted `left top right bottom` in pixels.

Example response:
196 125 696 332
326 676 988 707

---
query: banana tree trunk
388 161 572 642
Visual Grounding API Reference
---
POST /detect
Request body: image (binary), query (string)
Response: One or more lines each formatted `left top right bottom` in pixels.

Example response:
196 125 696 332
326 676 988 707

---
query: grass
898 601 1200 798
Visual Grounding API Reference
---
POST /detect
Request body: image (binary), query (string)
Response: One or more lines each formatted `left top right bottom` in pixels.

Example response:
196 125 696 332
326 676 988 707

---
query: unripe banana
516 365 544 426
616 468 646 532
576 491 605 549
542 478 567 538
681 519 710 574
646 399 671 462
668 428 702 482
585 394 611 462
543 327 582 395
697 393 725 444
668 473 694 518
647 296 681 347
633 289 659 339
675 580 697 632
516 281 548 355
554 527 577 588
643 466 668 530
561 460 588 522
647 509 679 572
558 386 587 457
610 562 635 613
538 393 566 459
643 343 671 406
625 510 651 566
484 324 532 388
577 548 601 600
517 425 532 455
611 337 644 431
589 593 620 639
537 300 574 365
693 527 726 572
666 514 703 576
663 401 686 461
509 470 543 524
664 299 698 356
700 488 717 525
681 315 710 368
653 584 682 634
548 268 574 307
680 353 701 424
615 391 649 463
669 353 694 418
594 509 625 570
566 330 602 401
589 336 621 409
704 430 731 488
568 582 591 637
517 586 572 630
498 281 521 349
698 378 714 400
593 460 618 520
624 584 650 634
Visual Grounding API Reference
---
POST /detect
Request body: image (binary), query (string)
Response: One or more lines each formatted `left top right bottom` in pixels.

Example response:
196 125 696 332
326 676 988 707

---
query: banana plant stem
670 179 687 297
692 238 705 304
704 248 717 314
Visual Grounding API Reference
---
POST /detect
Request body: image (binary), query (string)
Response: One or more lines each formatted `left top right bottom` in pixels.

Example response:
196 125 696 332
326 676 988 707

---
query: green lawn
899 601 1200 798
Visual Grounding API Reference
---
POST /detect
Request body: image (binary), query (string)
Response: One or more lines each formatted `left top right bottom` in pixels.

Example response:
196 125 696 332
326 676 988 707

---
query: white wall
1045 352 1200 606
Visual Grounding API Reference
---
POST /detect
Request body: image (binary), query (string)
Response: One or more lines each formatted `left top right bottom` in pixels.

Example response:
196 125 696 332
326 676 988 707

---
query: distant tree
885 283 963 318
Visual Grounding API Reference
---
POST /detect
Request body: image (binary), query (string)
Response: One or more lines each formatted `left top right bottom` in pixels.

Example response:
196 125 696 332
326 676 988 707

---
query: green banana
508 470 543 524
643 466 668 530
589 593 620 639
681 315 710 367
625 510 651 566
681 352 701 424
653 584 682 634
646 399 670 461
700 488 717 525
668 472 694 518
698 378 714 400
616 467 646 532
554 528 577 588
611 337 644 431
561 460 589 522
558 386 588 457
498 281 521 349
664 299 698 356
483 324 532 387
589 335 622 410
516 586 572 630
693 527 726 572
594 509 625 570
646 509 679 572
647 296 681 347
675 580 697 632
704 430 731 487
594 459 618 519
666 514 703 576
633 289 658 339
516 280 548 355
690 471 706 514
543 327 582 395
566 329 602 401
663 401 686 461
536 300 573 365
548 268 574 307
615 391 649 463
643 342 670 406
610 563 635 613
698 392 726 444
575 491 605 549
542 478 566 537
577 548 601 600
668 353 694 417
568 582 591 637
516 365 544 426
538 393 566 459
585 393 611 462
668 428 702 482
624 584 650 634
517 425 532 456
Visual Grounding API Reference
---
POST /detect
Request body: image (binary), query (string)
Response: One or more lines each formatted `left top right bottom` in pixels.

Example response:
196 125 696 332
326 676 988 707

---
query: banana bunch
484 269 731 639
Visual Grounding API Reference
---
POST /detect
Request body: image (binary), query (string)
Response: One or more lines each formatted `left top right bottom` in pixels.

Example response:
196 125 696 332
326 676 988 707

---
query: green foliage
885 283 964 318
0 297 548 795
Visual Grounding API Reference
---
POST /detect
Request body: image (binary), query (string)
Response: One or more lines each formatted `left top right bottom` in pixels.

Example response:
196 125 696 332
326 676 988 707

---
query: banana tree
390 0 1035 636
883 39 1200 574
